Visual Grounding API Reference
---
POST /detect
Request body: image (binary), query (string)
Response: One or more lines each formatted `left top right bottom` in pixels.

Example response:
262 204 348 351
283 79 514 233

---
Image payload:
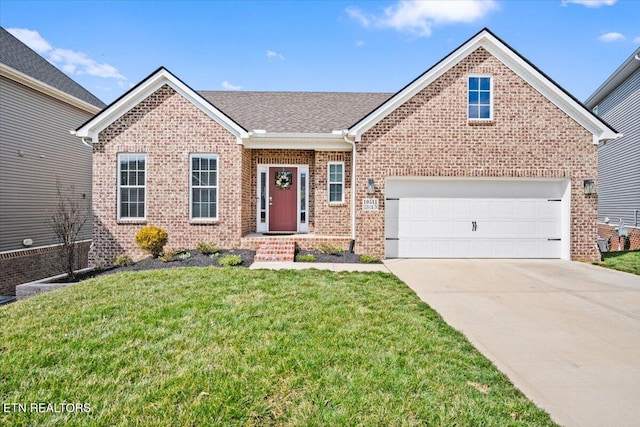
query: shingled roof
0 27 106 109
199 91 392 133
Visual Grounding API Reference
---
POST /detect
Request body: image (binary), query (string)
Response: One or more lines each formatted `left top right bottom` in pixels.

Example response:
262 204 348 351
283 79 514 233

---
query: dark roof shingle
0 27 106 109
199 91 392 133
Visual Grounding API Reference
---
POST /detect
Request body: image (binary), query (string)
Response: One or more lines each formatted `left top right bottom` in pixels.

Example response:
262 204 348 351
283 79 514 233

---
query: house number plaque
362 198 379 211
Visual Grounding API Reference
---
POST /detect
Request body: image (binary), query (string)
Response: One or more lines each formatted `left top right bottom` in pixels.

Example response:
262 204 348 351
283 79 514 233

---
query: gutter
342 130 357 248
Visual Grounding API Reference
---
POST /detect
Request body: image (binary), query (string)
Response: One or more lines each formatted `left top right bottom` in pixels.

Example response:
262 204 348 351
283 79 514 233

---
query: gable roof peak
348 27 618 144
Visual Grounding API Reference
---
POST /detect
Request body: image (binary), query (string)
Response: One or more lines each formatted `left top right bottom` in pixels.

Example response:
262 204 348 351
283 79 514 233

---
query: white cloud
7 27 126 81
599 32 625 42
634 36 640 44
266 50 285 60
7 28 52 53
347 0 499 37
355 40 365 47
221 81 242 90
563 0 617 7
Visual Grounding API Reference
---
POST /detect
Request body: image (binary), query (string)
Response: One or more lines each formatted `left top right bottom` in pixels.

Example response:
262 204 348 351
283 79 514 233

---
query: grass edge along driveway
0 268 558 426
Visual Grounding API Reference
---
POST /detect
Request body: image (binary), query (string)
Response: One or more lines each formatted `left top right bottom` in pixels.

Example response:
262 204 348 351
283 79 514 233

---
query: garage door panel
389 196 562 258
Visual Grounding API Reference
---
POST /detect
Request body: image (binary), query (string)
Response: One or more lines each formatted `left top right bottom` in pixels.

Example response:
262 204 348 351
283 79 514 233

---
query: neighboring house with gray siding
585 49 640 250
0 27 105 296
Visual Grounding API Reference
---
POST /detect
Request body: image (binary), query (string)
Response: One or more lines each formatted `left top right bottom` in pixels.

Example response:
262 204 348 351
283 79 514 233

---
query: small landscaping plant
218 254 242 267
135 225 168 258
196 241 220 255
316 242 345 255
159 249 178 263
113 254 133 267
178 251 192 260
296 253 317 262
360 254 380 263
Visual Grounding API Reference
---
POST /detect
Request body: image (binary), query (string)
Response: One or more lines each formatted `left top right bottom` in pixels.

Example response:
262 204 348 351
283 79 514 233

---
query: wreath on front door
275 170 293 189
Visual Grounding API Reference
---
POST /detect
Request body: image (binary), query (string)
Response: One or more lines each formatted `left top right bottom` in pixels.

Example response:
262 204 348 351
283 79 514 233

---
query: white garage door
385 179 569 259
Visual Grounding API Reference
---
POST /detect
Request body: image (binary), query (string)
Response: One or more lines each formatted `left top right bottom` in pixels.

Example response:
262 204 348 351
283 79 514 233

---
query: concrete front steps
254 239 296 262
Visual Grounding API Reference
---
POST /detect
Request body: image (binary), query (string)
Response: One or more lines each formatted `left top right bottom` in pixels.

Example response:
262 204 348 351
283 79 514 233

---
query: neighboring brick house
585 49 640 251
74 28 617 266
0 27 105 296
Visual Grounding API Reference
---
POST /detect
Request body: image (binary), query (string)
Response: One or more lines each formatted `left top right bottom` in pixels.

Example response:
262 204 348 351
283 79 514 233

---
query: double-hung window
118 153 146 219
190 154 218 220
468 76 492 120
328 162 344 203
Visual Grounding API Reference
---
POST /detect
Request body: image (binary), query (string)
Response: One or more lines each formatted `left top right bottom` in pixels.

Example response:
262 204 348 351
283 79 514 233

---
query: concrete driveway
384 259 640 427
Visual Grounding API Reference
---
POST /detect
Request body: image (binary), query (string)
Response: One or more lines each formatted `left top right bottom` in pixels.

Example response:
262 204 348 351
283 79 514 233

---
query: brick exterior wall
91 85 245 266
313 151 352 236
355 47 599 261
598 223 640 251
0 241 90 295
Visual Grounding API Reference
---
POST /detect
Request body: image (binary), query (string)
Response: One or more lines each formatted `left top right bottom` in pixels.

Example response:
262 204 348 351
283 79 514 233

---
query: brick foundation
0 241 91 296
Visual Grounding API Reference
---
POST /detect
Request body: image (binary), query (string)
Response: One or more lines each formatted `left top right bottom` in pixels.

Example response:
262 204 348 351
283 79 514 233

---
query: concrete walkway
384 259 640 427
250 261 390 272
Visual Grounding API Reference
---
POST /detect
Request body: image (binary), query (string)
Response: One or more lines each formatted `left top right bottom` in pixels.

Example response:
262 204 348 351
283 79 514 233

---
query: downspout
81 137 93 149
343 131 357 252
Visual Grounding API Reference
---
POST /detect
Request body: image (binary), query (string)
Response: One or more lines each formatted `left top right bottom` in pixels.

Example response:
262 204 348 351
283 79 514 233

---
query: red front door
269 167 297 231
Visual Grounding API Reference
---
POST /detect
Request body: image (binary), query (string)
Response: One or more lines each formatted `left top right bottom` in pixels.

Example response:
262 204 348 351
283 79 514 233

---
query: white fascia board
75 68 248 143
348 30 618 144
0 63 102 114
244 133 351 151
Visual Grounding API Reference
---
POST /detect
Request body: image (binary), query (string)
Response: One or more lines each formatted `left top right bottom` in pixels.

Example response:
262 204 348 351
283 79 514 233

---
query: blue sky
1 0 638 104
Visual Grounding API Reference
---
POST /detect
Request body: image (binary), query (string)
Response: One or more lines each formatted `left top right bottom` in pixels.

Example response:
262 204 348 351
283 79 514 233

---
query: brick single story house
74 28 618 266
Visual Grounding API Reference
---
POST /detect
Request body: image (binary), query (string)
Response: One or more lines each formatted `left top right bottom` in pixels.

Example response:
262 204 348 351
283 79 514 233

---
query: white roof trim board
347 29 619 144
74 67 249 143
585 48 640 109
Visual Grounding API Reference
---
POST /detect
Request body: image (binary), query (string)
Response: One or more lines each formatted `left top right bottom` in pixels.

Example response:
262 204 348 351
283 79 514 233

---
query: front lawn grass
598 250 640 275
0 268 557 426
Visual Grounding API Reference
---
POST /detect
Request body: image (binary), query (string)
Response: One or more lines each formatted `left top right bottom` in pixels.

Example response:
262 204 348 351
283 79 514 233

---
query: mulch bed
295 249 381 264
54 247 380 283
105 249 256 273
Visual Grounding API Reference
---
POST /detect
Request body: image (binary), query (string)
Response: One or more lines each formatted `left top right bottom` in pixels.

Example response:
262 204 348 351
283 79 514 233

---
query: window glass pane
260 172 266 211
480 106 491 119
468 106 479 119
121 189 129 202
190 155 217 219
479 91 490 104
120 171 127 185
329 183 343 202
480 77 490 90
138 188 145 202
469 91 479 104
469 77 479 90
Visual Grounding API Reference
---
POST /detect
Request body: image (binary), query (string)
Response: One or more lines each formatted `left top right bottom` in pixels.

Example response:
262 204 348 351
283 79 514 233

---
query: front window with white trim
468 76 492 120
328 162 344 203
118 153 146 219
190 154 218 220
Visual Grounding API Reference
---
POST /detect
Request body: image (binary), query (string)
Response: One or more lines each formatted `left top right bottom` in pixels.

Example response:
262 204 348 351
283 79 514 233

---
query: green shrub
196 241 220 255
317 242 345 255
159 249 178 263
178 251 192 260
114 254 133 267
135 225 168 257
360 254 380 264
210 253 220 259
295 253 316 262
218 255 242 267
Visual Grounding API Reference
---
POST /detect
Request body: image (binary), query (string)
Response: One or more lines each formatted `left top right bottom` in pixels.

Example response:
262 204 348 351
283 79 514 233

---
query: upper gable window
468 76 492 120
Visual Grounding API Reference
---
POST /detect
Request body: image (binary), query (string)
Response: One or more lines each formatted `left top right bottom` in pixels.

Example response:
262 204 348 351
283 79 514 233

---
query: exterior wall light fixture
367 178 375 195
